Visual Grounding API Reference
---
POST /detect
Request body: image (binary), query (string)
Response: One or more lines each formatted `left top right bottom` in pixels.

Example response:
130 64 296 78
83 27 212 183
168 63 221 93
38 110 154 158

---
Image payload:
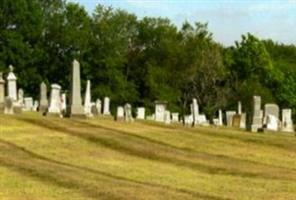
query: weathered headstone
39 82 48 114
281 109 294 132
7 65 17 101
4 97 14 114
196 114 209 126
48 84 61 115
251 96 263 132
61 93 67 112
226 111 236 127
95 99 102 114
84 80 92 116
264 103 279 126
155 101 167 122
238 101 242 115
0 73 5 113
136 107 145 120
91 103 98 116
68 60 85 117
232 114 241 128
240 113 246 129
103 97 111 115
192 98 199 125
171 112 179 123
124 103 134 122
17 89 24 108
116 106 124 121
24 97 33 111
184 115 193 126
164 110 171 124
218 109 223 126
266 115 279 131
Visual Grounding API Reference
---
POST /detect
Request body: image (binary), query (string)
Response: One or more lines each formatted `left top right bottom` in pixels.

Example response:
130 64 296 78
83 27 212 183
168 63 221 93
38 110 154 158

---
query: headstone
164 110 171 124
266 115 279 131
91 103 98 116
116 106 124 121
240 113 246 129
155 101 167 122
264 104 279 125
68 60 85 117
232 114 241 128
251 96 263 132
124 103 134 122
24 97 33 111
17 89 24 108
48 84 61 115
95 99 102 114
171 112 179 123
33 100 39 111
136 107 145 120
196 114 209 126
61 93 67 112
39 82 48 114
184 115 193 126
84 80 92 116
103 97 111 115
226 111 236 127
218 109 223 126
281 109 294 132
4 97 14 114
192 98 199 125
0 73 5 113
6 65 17 101
238 101 242 115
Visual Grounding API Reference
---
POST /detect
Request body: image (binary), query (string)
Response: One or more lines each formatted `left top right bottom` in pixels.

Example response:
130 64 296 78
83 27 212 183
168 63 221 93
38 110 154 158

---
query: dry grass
0 112 296 200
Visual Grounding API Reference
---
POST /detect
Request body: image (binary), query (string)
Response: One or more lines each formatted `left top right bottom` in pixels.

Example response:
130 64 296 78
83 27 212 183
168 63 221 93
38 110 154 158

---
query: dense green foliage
1 0 296 119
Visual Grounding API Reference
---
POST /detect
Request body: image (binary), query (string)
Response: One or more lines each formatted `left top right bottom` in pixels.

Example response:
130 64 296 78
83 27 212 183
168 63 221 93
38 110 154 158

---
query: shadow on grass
0 139 230 200
16 117 296 182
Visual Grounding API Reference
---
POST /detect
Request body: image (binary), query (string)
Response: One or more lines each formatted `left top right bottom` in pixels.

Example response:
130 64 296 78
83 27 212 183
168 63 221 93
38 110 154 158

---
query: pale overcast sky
68 0 296 46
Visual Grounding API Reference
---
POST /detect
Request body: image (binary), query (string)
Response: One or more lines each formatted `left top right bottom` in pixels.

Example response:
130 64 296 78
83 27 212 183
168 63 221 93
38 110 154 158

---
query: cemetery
1 0 296 199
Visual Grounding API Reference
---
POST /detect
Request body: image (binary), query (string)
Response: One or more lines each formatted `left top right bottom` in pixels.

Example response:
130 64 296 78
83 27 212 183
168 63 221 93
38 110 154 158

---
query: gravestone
232 114 241 128
33 100 39 111
240 113 246 129
4 97 14 114
266 115 279 131
164 110 171 124
48 84 61 115
197 114 209 126
0 73 5 113
7 65 17 101
103 97 111 115
218 109 223 126
192 98 199 125
17 89 24 108
68 60 85 118
124 103 134 122
171 112 179 123
238 101 242 115
39 82 48 114
251 96 263 132
226 111 236 127
61 93 67 112
281 109 294 132
116 106 124 121
91 103 98 116
95 99 102 114
136 107 145 120
24 97 33 111
264 104 279 126
184 115 193 126
84 80 92 116
155 101 167 122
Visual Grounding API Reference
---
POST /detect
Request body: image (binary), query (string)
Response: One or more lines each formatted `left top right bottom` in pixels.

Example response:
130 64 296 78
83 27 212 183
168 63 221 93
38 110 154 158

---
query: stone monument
164 110 171 124
155 101 167 122
226 111 236 127
33 100 39 111
48 84 61 115
24 97 33 111
124 103 134 122
7 65 17 101
192 98 199 125
39 82 49 114
4 97 14 114
103 97 111 115
96 99 102 114
281 109 294 132
116 106 124 121
136 107 145 120
171 112 179 123
218 109 223 126
0 73 5 113
68 60 85 118
251 96 263 132
84 80 92 116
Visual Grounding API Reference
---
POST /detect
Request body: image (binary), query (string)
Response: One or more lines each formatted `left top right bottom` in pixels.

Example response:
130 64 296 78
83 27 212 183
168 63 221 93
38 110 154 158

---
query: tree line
1 0 296 121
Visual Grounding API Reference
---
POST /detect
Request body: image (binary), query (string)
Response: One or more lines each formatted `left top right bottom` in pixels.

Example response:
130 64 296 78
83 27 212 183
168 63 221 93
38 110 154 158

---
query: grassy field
0 113 296 200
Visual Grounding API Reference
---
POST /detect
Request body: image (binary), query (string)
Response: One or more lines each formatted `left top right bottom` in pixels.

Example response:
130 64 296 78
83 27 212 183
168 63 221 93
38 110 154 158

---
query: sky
68 0 296 46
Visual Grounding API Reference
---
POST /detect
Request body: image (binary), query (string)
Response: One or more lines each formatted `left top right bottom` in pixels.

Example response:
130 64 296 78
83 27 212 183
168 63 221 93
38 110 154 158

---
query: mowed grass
0 113 296 200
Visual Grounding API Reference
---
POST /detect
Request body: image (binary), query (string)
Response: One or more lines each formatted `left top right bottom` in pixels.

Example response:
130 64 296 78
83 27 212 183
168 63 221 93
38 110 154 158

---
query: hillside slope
0 113 296 200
